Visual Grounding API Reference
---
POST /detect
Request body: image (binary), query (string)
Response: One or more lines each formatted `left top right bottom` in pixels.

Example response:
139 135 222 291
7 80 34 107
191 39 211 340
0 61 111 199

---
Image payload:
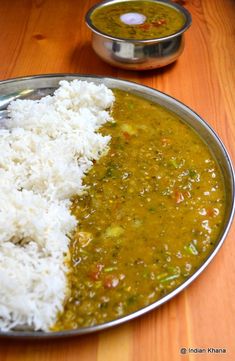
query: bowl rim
85 0 192 43
0 73 234 339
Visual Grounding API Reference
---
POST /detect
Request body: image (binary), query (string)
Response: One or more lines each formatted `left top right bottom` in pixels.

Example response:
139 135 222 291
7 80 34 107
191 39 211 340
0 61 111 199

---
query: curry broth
54 90 225 330
91 1 185 40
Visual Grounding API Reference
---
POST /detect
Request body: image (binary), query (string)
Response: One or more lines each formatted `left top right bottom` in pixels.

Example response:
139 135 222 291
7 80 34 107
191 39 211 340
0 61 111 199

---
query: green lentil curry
54 90 225 330
91 1 185 40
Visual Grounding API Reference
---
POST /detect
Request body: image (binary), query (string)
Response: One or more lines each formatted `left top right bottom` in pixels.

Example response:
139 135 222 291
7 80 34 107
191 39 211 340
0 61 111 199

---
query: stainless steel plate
0 74 234 339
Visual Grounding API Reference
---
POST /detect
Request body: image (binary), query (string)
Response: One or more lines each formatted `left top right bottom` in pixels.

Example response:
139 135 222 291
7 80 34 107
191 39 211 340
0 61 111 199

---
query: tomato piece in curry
53 90 225 330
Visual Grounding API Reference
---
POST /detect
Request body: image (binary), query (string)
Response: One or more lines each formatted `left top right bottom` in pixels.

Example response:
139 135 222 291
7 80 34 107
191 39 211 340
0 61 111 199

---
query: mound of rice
0 80 114 331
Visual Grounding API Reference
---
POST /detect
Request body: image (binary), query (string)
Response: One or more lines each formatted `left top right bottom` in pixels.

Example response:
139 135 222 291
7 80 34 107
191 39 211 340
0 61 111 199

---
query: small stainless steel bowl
85 0 192 70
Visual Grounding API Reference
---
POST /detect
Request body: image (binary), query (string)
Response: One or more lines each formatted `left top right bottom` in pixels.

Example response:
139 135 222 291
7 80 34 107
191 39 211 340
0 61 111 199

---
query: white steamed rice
0 80 114 331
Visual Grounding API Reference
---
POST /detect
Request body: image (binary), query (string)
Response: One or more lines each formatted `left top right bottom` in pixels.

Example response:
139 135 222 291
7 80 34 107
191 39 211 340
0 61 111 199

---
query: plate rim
0 73 234 339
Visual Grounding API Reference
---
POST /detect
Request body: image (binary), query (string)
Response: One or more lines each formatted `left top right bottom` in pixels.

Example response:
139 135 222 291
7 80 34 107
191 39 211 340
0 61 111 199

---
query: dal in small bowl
85 0 192 70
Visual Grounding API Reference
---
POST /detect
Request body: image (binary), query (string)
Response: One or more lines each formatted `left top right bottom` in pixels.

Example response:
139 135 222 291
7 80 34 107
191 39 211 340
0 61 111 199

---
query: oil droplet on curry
54 90 225 330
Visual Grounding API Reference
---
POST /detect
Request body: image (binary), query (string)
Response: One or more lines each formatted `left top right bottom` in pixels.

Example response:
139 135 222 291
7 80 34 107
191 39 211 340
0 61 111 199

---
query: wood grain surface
0 1 234 360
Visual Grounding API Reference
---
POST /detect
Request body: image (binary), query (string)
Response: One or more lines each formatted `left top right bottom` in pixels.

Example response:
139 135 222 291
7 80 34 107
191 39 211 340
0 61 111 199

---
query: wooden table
0 1 234 360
